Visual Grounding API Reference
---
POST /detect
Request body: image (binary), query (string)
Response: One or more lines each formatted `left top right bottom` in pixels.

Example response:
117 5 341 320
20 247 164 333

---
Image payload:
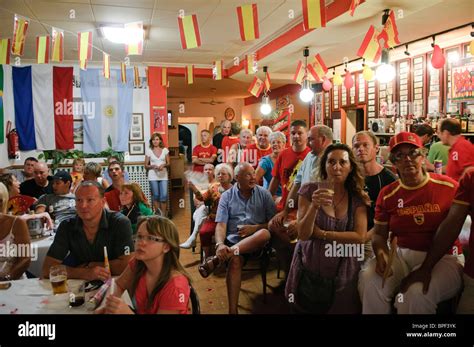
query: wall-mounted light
299 47 314 103
404 44 411 56
242 119 250 128
376 49 395 83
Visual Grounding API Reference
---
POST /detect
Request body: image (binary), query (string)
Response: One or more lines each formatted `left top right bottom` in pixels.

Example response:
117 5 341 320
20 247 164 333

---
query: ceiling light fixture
299 47 314 103
376 49 395 83
100 25 143 44
260 66 272 115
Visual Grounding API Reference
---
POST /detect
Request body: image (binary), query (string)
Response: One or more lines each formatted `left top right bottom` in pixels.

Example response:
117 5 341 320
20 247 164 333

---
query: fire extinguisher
6 120 19 160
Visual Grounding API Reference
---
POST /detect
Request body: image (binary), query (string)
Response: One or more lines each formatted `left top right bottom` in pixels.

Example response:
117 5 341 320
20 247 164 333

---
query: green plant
39 136 124 173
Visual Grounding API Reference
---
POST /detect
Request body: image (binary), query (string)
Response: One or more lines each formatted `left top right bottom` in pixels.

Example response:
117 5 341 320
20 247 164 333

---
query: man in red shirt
401 167 474 313
438 118 474 181
192 130 217 173
246 126 272 168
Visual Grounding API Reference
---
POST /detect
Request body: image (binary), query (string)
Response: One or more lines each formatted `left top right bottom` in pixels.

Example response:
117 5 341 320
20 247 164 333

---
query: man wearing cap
20 162 53 199
359 132 463 314
34 170 76 226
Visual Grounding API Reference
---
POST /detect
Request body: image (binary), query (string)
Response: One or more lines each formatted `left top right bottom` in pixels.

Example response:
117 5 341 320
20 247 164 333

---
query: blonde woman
83 162 110 190
256 131 286 196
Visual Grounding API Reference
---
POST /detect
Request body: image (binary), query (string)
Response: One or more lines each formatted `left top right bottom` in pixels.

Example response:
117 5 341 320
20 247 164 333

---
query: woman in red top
97 216 192 314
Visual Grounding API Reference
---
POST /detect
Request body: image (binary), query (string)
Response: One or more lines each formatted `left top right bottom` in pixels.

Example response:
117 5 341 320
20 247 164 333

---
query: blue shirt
259 155 282 196
215 184 276 245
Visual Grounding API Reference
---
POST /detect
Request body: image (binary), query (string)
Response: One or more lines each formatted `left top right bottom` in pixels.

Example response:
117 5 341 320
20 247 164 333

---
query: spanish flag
125 21 144 55
161 67 168 87
245 54 257 74
36 36 49 64
121 62 127 83
51 27 64 62
313 53 328 80
185 65 194 84
357 25 382 63
213 60 223 80
349 0 361 17
378 10 400 49
264 71 271 92
293 61 305 85
103 53 110 79
307 63 319 82
0 39 10 65
248 76 264 98
302 0 326 31
134 66 140 87
178 14 202 49
78 31 93 69
236 4 259 41
12 15 29 56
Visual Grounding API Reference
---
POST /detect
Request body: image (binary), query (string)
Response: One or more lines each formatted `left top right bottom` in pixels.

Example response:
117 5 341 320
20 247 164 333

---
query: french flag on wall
2 65 73 150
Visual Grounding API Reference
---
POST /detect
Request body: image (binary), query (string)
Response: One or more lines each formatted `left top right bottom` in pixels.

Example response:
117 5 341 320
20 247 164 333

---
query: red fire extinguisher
6 120 19 160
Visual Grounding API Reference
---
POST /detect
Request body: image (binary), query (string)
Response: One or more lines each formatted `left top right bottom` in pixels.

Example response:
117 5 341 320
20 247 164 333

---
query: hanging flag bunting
0 39 10 65
134 66 140 87
248 76 264 98
313 53 328 80
245 54 258 74
293 61 305 85
177 14 202 49
349 0 361 16
120 62 127 83
36 36 50 64
307 63 319 82
378 10 400 49
302 0 326 31
78 31 93 70
213 60 223 80
103 53 110 79
357 25 382 63
51 27 64 62
185 65 194 85
124 21 144 55
264 71 271 92
161 67 168 87
236 4 259 41
12 15 29 56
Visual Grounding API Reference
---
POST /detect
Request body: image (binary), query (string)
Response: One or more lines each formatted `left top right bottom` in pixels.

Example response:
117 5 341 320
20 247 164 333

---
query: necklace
333 190 346 209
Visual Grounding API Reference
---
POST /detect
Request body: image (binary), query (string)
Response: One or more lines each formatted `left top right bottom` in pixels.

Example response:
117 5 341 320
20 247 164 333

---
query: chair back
190 286 200 314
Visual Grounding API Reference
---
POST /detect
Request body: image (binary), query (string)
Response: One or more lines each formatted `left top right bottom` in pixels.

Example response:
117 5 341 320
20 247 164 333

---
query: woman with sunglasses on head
359 132 464 314
96 216 191 314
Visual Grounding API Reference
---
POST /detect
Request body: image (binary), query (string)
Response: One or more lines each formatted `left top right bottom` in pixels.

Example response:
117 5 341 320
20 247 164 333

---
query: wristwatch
215 242 224 250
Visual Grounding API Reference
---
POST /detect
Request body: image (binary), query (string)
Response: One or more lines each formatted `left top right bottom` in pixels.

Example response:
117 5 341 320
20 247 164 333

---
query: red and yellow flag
378 10 400 48
236 4 259 41
293 61 305 84
125 21 144 55
78 31 93 69
134 66 140 87
185 65 194 84
264 71 271 92
0 39 11 65
36 36 50 64
302 0 326 31
161 67 168 87
350 0 361 16
177 14 201 49
245 54 257 74
80 59 87 70
120 62 127 83
307 63 320 82
103 53 110 79
51 27 64 62
357 25 382 63
313 53 328 80
248 76 264 97
12 15 29 56
213 60 223 80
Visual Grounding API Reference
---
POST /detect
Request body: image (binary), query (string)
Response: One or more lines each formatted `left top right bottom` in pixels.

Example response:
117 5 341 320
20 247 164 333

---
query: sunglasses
133 234 166 243
392 148 423 162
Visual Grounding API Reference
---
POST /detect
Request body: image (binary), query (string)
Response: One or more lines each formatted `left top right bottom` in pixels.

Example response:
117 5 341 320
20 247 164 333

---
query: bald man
20 162 53 199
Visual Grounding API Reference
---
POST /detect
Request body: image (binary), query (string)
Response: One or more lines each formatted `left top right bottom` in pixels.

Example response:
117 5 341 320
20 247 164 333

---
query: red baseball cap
389 132 423 152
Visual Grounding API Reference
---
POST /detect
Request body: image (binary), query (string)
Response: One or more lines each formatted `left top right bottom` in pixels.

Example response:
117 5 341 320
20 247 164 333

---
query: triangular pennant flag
177 14 202 49
313 53 328 80
378 10 400 49
124 21 144 55
357 25 382 63
307 63 320 82
161 67 168 87
236 4 259 41
51 27 64 62
350 0 361 16
134 66 140 87
103 53 110 79
12 15 29 56
245 54 258 74
78 31 93 68
36 36 50 64
0 39 11 65
213 60 223 80
293 61 305 85
121 62 127 83
185 65 194 85
264 71 271 92
248 76 264 97
302 0 326 31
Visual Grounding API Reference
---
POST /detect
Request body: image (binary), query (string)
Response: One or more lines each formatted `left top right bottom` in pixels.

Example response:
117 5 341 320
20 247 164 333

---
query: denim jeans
149 180 168 202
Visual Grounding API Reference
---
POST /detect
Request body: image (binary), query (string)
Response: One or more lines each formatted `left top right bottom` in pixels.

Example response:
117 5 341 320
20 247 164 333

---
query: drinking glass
50 265 68 295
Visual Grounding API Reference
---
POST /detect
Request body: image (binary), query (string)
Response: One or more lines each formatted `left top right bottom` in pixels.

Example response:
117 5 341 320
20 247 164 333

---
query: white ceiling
0 0 472 99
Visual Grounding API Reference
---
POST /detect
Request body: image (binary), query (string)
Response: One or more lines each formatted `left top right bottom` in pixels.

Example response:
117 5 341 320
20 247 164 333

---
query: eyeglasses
133 234 166 243
392 148 423 162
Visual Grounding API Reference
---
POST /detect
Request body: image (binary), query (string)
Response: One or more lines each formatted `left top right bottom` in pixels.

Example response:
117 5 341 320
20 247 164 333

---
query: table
29 234 55 278
0 278 89 314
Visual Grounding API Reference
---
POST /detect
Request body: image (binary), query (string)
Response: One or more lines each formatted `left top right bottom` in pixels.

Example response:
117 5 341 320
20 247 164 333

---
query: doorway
342 106 366 144
178 125 193 163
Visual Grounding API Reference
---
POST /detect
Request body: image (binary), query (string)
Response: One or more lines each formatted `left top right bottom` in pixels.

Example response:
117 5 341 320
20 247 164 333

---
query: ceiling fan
200 88 225 105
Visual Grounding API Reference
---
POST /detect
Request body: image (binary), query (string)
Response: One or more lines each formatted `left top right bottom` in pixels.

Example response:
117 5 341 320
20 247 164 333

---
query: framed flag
130 113 144 141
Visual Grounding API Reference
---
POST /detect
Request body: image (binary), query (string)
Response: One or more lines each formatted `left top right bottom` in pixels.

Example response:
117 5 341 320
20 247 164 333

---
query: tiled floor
169 186 290 314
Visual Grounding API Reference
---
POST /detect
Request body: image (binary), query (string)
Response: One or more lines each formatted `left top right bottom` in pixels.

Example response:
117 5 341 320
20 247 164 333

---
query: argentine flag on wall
80 68 133 153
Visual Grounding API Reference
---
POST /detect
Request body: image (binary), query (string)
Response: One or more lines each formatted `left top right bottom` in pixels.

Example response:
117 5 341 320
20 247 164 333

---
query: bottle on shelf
460 113 469 133
395 117 402 134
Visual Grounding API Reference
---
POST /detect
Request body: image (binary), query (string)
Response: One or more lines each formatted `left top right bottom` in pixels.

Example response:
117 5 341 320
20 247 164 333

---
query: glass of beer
50 265 68 295
317 180 335 206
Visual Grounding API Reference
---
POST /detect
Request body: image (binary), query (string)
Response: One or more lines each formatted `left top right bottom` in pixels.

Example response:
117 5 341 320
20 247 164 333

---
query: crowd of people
0 116 473 315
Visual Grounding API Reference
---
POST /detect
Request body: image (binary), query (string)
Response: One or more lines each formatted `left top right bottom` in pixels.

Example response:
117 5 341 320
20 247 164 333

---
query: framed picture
130 113 144 141
129 142 145 155
73 120 83 144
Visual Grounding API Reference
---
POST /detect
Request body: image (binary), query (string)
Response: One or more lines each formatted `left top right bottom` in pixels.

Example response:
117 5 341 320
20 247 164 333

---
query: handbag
295 192 353 313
